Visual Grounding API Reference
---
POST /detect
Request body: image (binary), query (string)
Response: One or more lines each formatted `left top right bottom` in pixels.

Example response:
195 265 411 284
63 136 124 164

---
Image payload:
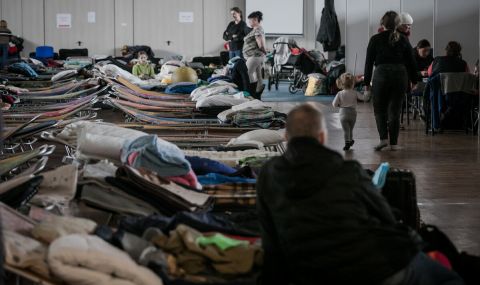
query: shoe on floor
374 140 389 151
349 140 355 147
343 143 351 151
390 145 403 151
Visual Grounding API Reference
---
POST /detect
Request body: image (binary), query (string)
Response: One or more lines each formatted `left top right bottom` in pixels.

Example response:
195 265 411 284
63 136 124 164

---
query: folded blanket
183 150 280 167
101 64 163 90
195 92 251 109
186 156 236 176
110 166 213 215
48 234 163 285
121 135 191 177
80 183 158 217
197 173 256 186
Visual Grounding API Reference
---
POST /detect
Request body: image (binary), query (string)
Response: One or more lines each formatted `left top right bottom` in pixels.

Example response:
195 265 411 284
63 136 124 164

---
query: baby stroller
267 37 301 91
267 37 326 94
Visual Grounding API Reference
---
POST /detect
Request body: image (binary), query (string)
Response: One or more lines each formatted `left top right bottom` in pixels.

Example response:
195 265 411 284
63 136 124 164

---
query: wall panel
1 0 22 37
402 0 434 49
203 0 229 56
134 0 203 60
44 0 115 55
346 0 369 74
21 0 45 55
114 0 133 56
435 0 479 69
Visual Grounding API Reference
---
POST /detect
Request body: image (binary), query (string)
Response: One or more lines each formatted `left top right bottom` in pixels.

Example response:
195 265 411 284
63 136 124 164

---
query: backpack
419 224 480 285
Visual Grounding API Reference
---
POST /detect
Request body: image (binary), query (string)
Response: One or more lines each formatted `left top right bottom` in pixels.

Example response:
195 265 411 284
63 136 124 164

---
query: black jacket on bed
256 137 419 285
228 58 250 93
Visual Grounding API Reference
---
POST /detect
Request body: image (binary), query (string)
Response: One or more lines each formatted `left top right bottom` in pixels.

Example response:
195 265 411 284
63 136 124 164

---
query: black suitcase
192 56 222 67
381 168 421 230
59 48 89 60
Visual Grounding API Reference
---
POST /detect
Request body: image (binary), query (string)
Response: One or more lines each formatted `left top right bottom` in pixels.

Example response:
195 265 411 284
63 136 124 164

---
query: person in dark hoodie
365 11 418 151
223 7 249 59
427 41 469 77
256 104 465 285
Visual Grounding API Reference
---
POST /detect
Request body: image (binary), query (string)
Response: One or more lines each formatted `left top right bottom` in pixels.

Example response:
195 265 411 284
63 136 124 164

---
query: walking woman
223 7 249 59
364 11 417 151
243 11 266 99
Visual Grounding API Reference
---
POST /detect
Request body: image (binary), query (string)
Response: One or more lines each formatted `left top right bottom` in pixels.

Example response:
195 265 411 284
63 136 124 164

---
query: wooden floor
267 100 480 254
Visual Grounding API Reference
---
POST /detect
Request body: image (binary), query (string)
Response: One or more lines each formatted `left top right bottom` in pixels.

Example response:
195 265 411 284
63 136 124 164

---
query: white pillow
226 139 264 149
234 129 285 145
196 93 251 108
51 70 77 82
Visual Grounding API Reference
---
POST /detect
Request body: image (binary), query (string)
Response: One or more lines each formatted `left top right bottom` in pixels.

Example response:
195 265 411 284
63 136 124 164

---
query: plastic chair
35 46 54 58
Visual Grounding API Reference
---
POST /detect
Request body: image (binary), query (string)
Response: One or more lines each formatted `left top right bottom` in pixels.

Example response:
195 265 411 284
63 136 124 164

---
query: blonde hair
336 73 355 90
0 20 7 29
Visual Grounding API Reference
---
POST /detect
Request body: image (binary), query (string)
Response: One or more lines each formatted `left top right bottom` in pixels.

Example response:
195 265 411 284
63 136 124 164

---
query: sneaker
374 140 389 151
343 143 351 151
349 140 355 147
390 145 403 151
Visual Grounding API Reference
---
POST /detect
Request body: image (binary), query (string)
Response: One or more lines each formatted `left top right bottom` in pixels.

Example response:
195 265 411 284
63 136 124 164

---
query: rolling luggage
381 168 421 230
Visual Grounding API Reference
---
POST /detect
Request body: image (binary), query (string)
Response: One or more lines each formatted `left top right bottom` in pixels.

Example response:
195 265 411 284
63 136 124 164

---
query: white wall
434 0 479 70
338 0 479 73
0 0 478 71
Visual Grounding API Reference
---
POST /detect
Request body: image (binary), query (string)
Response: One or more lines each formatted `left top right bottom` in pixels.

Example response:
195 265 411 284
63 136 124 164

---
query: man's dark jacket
256 137 418 284
316 0 341 52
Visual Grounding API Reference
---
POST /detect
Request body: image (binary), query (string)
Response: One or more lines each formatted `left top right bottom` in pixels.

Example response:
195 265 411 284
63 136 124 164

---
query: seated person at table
428 41 469 77
414 39 434 78
132 51 155 80
257 104 464 285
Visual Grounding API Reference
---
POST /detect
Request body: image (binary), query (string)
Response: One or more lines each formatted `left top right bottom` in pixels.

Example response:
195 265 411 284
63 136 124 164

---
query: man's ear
318 131 327 145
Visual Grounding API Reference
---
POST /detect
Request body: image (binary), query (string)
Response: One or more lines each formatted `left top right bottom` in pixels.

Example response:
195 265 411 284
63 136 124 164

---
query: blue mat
261 83 334 103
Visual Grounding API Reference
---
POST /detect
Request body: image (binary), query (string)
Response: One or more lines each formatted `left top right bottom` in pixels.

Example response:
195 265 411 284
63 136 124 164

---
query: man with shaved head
256 104 464 284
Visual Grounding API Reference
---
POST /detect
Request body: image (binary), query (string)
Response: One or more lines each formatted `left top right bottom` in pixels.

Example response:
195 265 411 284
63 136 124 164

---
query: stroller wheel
289 84 298 94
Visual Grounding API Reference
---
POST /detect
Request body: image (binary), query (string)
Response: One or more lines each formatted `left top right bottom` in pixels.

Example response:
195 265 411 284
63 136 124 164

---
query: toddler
332 73 360 151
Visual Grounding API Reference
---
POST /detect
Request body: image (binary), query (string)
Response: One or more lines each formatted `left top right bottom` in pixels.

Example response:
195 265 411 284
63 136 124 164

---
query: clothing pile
2 209 163 285
100 63 165 90
183 149 280 168
101 212 263 284
183 156 256 210
190 80 252 109
107 165 212 216
218 100 287 129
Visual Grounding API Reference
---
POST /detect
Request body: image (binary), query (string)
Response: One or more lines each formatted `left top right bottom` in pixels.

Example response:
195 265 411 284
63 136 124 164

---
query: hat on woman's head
399 12 413 25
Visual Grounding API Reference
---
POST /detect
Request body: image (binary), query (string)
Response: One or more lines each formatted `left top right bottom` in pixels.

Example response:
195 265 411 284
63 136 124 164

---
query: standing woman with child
243 11 267 99
364 11 418 151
